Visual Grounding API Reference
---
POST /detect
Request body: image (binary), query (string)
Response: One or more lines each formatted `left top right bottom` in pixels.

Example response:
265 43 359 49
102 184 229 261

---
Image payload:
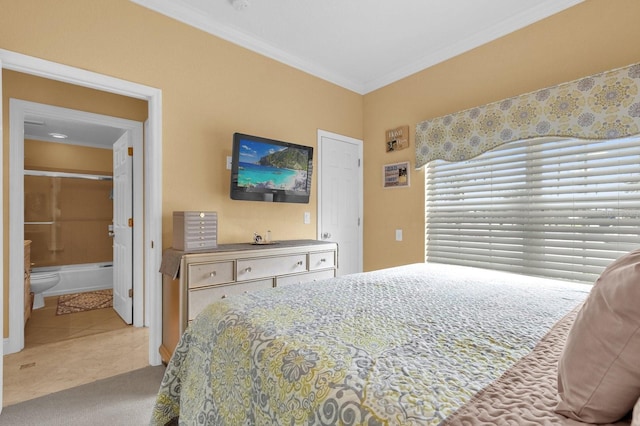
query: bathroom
24 137 115 316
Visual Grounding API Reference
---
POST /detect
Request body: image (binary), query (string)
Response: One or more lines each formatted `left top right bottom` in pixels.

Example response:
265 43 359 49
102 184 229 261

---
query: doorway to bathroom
0 51 163 410
7 99 143 354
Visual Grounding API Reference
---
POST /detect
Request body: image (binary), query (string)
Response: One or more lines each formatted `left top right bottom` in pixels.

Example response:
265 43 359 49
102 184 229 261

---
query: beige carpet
1 365 166 425
56 289 113 315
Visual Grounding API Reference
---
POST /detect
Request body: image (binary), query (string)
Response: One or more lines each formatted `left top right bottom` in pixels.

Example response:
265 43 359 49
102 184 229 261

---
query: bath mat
56 289 113 315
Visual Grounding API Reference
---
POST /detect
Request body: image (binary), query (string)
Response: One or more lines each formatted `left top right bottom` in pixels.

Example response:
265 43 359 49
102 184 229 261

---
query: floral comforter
151 262 590 425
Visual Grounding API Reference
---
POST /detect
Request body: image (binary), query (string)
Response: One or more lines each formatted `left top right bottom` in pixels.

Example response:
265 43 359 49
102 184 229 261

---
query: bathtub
32 262 113 297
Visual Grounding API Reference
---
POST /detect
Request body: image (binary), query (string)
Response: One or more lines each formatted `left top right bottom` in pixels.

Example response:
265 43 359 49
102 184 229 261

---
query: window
425 135 640 283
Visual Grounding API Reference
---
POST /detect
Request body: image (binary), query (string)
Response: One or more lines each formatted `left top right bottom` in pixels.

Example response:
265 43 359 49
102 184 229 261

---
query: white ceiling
131 0 583 94
24 115 126 149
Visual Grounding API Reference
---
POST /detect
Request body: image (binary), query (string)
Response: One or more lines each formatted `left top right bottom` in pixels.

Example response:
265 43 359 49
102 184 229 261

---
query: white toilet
30 271 60 309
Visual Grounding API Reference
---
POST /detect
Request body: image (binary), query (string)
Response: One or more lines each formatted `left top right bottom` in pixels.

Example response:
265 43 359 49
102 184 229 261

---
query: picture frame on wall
385 125 409 152
383 161 410 188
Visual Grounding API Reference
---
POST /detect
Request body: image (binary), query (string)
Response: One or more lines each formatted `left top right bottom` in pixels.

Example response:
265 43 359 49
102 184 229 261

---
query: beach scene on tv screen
238 139 309 191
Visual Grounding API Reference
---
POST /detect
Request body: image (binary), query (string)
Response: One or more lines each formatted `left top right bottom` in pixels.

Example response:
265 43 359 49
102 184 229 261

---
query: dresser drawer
184 217 217 229
275 269 335 288
187 261 235 288
187 278 273 320
183 238 218 252
309 251 336 271
237 254 307 281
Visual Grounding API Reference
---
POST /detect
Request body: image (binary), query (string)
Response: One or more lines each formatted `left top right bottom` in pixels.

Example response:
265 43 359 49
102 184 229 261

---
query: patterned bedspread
151 262 590 425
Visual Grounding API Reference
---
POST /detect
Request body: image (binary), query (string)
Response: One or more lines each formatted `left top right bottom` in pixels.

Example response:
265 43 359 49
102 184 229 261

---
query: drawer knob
209 271 216 277
297 261 303 266
320 258 326 262
221 294 227 299
245 267 252 273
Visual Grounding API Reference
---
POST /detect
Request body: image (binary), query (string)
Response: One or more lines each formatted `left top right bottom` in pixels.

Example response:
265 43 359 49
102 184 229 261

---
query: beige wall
0 0 362 336
1 0 362 243
2 0 640 336
362 0 640 270
25 139 114 175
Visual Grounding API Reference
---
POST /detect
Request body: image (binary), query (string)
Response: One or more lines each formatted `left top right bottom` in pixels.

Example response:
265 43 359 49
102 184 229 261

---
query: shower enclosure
24 170 114 295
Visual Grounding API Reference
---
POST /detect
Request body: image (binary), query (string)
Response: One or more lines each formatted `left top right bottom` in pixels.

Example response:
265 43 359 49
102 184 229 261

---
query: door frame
9 100 143 351
0 49 163 374
316 129 364 274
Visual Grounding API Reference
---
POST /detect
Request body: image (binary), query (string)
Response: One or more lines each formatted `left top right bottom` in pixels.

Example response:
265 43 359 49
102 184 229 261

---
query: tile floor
3 295 150 406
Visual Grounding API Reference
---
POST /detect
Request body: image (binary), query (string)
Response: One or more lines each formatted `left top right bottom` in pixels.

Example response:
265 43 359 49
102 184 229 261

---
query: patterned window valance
415 62 640 168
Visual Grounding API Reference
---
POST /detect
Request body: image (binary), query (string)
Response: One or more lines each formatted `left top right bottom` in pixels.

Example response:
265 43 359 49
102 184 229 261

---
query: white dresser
160 239 338 363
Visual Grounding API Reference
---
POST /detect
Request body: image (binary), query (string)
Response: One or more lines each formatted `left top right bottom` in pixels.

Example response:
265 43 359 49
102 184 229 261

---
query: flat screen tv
230 133 313 203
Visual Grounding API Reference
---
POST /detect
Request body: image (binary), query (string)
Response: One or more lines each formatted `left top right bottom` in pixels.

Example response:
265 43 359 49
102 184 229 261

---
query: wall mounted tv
230 133 313 203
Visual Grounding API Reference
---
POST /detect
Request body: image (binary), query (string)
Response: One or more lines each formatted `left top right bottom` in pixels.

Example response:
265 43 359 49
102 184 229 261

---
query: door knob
322 232 332 239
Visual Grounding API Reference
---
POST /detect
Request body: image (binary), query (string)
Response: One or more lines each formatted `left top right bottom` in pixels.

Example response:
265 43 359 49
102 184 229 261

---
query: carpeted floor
0 365 165 425
56 289 113 315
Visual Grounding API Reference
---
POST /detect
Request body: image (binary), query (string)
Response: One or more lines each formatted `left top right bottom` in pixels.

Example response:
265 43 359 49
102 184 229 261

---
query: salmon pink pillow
556 249 640 423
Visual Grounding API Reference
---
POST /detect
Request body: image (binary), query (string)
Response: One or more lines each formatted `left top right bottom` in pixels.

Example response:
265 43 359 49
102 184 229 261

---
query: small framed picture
385 125 409 152
383 161 410 188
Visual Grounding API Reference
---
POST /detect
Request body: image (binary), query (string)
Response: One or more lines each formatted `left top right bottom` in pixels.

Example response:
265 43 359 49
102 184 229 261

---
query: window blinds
425 135 640 284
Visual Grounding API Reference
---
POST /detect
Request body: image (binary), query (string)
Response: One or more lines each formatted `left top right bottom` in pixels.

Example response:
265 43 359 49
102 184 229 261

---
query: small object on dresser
252 231 277 245
173 211 218 251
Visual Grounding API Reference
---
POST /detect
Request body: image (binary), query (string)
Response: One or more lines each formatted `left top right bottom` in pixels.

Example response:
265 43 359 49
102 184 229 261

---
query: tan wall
3 0 640 336
0 0 363 337
25 139 114 175
362 0 640 271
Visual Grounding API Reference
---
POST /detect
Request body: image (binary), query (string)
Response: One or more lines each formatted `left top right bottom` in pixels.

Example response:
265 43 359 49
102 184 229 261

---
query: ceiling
131 0 583 94
24 114 126 149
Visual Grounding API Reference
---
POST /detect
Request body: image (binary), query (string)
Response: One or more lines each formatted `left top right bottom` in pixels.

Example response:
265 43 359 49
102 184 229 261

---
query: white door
113 132 133 324
317 130 363 276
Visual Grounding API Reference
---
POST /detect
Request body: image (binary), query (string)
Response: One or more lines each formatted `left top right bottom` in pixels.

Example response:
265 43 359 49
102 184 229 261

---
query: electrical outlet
395 229 403 241
226 156 232 170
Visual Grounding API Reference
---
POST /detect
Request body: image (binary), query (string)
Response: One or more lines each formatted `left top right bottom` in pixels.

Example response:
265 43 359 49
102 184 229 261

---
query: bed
150 262 636 425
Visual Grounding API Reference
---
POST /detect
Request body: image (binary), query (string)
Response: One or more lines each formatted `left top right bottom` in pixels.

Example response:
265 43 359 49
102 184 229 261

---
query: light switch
304 212 311 224
395 229 403 241
226 156 232 170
